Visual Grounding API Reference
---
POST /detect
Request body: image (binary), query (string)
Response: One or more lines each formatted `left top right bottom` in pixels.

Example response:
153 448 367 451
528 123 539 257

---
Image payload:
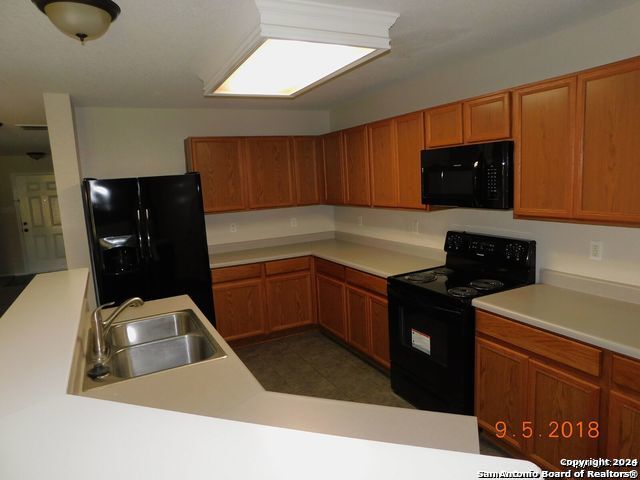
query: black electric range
387 231 536 415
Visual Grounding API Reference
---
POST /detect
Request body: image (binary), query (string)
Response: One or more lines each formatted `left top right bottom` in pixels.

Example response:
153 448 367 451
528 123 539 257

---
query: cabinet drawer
476 310 602 376
212 263 262 283
265 256 310 276
345 268 387 297
612 354 640 394
314 258 345 280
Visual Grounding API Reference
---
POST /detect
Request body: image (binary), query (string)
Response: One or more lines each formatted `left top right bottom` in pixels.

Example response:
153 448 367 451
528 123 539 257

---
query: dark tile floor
0 275 34 317
235 330 511 458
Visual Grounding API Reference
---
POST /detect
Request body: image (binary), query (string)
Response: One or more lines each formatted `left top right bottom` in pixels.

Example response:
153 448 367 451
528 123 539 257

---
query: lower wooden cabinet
266 271 314 332
213 277 266 341
476 309 640 470
346 286 370 354
316 273 347 340
369 295 390 368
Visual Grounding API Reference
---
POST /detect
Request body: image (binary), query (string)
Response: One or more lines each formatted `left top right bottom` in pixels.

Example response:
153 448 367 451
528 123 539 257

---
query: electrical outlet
589 241 603 261
357 215 363 226
230 223 237 233
412 219 419 233
290 217 298 228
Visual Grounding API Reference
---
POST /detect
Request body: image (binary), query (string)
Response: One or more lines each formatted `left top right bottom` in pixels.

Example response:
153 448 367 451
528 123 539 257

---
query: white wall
328 2 640 287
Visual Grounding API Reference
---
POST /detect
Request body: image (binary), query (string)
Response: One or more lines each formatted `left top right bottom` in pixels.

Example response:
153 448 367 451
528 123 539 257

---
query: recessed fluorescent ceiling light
215 39 374 96
201 0 398 98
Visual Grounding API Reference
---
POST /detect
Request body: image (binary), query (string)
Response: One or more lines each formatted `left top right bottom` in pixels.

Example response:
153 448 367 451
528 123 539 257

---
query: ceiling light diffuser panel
202 0 399 98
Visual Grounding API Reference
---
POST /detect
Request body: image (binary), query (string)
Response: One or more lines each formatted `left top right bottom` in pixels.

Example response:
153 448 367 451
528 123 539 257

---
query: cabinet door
322 132 345 205
245 137 295 208
575 58 640 224
370 294 390 369
266 271 314 332
476 338 529 452
424 103 463 147
395 111 425 209
316 273 346 340
213 278 265 341
463 92 511 143
527 359 600 470
368 119 398 207
185 137 246 212
292 136 320 205
513 78 576 219
315 136 326 204
346 286 371 355
607 391 640 459
343 125 371 206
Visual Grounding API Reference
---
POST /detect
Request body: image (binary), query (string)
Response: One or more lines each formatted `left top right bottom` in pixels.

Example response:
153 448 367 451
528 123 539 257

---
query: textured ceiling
0 0 637 152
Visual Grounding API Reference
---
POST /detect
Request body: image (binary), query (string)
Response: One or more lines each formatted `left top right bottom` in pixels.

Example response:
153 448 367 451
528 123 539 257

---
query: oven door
388 284 475 414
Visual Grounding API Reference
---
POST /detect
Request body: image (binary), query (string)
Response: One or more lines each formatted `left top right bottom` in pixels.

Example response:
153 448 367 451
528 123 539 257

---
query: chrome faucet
91 297 144 367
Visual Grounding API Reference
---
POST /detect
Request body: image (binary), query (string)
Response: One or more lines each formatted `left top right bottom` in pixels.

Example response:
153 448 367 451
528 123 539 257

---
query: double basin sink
85 310 226 388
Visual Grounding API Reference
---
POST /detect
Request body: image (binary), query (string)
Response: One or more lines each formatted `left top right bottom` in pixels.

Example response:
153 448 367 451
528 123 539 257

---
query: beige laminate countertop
473 284 640 360
209 239 444 278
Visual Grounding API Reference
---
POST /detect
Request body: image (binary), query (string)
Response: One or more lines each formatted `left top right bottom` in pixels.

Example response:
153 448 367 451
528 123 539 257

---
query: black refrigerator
82 173 215 326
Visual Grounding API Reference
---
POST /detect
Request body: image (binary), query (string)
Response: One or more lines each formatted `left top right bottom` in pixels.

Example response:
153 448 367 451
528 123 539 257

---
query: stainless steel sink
110 333 223 379
108 310 201 348
84 309 227 388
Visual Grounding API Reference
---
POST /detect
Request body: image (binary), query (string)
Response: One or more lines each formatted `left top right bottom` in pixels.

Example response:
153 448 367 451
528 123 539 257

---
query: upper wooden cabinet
395 111 426 209
575 58 640 224
463 92 511 143
424 103 463 147
322 131 345 205
343 125 371 206
368 119 398 207
244 137 295 209
513 77 576 219
291 136 321 206
185 137 247 213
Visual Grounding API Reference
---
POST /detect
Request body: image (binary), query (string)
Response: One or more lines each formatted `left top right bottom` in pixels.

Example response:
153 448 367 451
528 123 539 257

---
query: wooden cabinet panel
576 58 640 223
345 268 387 297
185 137 246 212
292 136 320 205
527 359 600 470
212 263 262 283
424 103 463 147
395 111 425 209
514 78 576 218
368 119 398 207
463 92 511 143
322 132 345 205
343 125 371 206
266 272 314 332
612 354 640 394
477 310 602 376
314 258 345 280
347 286 371 354
315 136 326 204
370 295 390 369
265 256 310 276
213 278 265 341
245 137 294 208
607 391 640 459
316 273 346 340
476 338 529 452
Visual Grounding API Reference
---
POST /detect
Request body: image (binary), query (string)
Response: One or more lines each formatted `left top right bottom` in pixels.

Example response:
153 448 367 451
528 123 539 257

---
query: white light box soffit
202 0 399 98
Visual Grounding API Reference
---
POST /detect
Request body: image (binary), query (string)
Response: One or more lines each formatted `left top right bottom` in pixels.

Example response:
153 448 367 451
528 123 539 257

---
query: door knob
23 228 29 232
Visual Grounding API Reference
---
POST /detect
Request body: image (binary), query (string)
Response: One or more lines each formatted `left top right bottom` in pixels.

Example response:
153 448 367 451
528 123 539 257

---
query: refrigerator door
82 178 149 304
138 173 215 325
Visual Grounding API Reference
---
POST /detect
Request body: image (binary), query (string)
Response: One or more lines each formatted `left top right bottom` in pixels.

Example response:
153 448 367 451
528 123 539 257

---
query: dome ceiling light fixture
32 0 121 44
201 0 399 98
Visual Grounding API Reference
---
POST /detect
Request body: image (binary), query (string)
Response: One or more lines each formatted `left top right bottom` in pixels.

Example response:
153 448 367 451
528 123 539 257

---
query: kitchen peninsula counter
0 269 539 479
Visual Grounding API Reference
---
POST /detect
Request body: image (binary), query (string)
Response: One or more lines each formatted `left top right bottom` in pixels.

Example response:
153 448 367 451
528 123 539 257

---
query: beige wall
0 155 54 275
328 2 640 287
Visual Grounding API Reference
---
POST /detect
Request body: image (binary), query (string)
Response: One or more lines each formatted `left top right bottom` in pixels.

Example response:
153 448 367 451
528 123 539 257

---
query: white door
13 174 67 273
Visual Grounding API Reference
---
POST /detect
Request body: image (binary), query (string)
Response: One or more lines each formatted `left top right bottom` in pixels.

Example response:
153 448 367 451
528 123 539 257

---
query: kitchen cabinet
185 137 247 213
608 354 640 459
424 103 463 147
322 131 345 205
343 125 371 206
368 119 398 207
575 57 640 224
395 111 426 209
513 77 576 219
212 264 266 341
463 92 511 143
369 295 390 368
346 286 370 354
316 259 347 340
265 258 315 332
291 136 321 206
244 136 295 208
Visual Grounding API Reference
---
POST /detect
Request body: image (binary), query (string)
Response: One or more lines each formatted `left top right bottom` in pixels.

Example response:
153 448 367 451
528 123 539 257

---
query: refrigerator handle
136 209 146 259
145 208 153 258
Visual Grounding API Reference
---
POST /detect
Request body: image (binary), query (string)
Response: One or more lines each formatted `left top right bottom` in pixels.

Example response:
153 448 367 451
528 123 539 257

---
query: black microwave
421 140 513 209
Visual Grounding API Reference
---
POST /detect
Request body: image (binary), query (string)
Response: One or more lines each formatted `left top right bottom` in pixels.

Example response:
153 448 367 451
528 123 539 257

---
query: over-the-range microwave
421 140 513 209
